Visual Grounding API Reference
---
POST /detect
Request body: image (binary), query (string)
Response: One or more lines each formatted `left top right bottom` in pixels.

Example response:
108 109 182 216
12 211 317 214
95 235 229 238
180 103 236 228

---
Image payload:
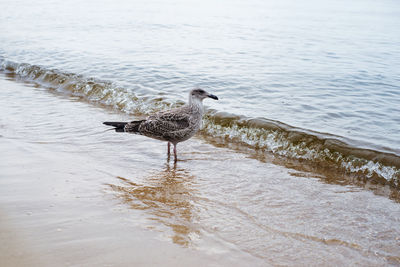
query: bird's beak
208 94 218 100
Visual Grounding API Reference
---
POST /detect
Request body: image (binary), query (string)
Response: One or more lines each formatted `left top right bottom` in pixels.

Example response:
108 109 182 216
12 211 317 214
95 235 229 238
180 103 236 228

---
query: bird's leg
167 142 171 156
173 143 177 162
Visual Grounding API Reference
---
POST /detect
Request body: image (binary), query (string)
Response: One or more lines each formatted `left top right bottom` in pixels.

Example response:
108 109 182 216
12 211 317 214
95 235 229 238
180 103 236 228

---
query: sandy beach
1 75 400 266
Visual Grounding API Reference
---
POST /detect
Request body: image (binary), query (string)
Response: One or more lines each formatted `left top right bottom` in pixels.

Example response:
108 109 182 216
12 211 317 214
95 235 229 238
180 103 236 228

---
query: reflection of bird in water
103 89 218 161
106 163 198 247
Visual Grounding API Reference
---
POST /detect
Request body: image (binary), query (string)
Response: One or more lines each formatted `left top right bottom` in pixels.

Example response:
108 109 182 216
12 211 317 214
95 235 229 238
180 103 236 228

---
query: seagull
103 88 218 161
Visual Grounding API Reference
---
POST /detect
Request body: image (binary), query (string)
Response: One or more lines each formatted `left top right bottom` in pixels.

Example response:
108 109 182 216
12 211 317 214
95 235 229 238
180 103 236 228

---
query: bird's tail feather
103 121 128 132
103 120 145 133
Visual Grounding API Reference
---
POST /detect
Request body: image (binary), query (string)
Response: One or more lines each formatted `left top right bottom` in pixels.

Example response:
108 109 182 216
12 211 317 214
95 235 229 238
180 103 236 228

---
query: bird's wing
148 106 191 122
139 107 191 138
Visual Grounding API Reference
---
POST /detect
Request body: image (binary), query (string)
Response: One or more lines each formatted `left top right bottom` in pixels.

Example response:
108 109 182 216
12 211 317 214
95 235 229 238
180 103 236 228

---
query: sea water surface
1 0 399 185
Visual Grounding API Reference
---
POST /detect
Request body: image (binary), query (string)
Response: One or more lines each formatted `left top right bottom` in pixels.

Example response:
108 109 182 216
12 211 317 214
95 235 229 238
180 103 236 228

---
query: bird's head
190 88 218 101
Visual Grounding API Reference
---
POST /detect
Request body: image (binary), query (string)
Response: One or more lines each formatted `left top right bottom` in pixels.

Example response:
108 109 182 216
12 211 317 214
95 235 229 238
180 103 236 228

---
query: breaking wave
1 58 399 188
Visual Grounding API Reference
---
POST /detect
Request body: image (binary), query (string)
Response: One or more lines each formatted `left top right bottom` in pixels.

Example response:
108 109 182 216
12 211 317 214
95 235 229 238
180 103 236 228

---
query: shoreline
1 59 399 187
1 75 400 266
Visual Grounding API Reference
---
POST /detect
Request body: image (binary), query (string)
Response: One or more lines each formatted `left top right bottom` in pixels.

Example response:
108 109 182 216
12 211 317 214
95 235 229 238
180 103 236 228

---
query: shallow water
1 74 400 265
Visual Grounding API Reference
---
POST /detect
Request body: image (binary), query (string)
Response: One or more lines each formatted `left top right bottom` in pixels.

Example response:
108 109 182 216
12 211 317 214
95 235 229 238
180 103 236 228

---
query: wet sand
1 75 400 266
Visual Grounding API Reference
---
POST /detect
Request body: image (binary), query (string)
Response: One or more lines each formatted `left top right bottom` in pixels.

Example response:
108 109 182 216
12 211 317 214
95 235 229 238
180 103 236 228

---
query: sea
1 0 399 185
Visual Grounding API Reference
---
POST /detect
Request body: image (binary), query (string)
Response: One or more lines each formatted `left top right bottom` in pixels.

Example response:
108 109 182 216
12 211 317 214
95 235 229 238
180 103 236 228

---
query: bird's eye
192 89 206 95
